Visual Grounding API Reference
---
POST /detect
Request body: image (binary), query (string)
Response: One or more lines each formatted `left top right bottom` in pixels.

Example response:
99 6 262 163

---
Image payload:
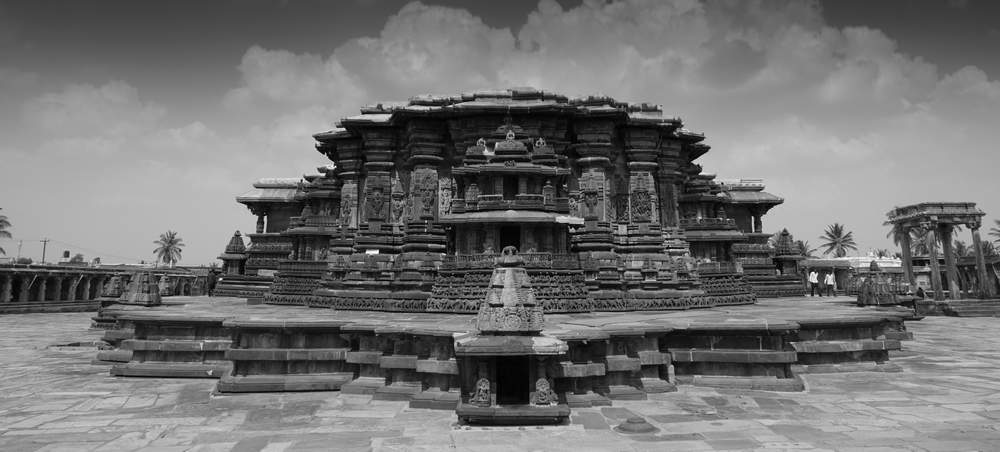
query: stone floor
1 297 999 451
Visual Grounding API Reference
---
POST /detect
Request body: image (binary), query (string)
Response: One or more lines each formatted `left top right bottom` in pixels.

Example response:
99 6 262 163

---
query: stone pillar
52 277 64 301
256 214 266 234
81 277 92 301
940 224 960 298
1 275 11 303
899 228 915 289
752 210 763 234
67 276 80 301
970 222 994 298
924 222 944 301
18 276 30 302
37 276 48 302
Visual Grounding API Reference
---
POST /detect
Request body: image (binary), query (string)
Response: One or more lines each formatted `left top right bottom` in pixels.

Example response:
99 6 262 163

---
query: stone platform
98 296 915 410
5 311 1000 451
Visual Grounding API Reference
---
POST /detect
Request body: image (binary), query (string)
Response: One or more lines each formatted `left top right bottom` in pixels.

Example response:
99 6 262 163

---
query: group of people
807 270 836 297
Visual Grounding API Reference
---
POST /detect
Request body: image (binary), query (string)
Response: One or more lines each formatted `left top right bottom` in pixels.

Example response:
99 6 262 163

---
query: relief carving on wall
367 187 385 220
631 190 652 222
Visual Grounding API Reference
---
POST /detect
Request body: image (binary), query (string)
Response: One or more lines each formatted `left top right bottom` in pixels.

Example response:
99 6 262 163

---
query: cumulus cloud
218 0 1000 253
22 80 165 139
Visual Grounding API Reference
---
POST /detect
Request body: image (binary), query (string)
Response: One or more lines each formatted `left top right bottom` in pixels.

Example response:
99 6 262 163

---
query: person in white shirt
808 270 820 297
824 272 836 297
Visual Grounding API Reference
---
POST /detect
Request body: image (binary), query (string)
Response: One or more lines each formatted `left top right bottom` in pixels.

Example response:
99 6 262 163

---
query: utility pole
16 240 22 259
40 238 50 264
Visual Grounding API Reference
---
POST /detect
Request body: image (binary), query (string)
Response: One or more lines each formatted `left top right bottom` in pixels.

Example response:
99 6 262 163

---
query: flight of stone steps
944 299 1000 317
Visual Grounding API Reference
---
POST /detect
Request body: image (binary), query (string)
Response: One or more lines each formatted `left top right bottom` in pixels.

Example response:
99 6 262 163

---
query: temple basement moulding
218 87 794 312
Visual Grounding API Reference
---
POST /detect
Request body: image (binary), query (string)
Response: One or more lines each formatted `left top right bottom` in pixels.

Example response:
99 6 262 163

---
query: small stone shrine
454 246 570 424
118 272 161 307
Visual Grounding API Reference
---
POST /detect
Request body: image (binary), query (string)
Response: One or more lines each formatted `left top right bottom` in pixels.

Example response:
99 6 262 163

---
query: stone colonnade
0 271 109 303
894 217 994 301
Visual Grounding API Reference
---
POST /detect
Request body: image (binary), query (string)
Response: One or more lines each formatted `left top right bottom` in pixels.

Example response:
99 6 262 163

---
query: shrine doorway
499 226 520 251
495 356 529 405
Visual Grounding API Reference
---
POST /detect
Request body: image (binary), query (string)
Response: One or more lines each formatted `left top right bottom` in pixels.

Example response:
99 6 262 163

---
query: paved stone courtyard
1 298 999 451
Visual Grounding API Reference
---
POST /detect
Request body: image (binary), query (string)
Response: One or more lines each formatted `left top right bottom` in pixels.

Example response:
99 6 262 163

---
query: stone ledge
111 362 230 379
225 348 350 361
670 349 797 364
790 339 901 354
605 356 641 372
123 339 231 352
346 351 383 364
792 361 903 374
409 389 460 410
379 355 418 369
415 358 459 374
637 350 670 365
216 372 354 392
675 374 804 392
551 362 605 378
456 403 570 425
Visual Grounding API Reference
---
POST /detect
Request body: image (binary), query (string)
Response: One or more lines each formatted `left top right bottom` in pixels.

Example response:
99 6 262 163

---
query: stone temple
216 87 799 310
101 88 913 425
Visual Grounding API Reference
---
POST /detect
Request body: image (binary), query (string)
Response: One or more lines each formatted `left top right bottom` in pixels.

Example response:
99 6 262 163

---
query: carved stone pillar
899 229 915 289
37 277 48 302
256 214 266 234
0 275 11 303
67 276 80 301
970 221 994 297
940 224 960 298
52 277 64 301
81 277 92 301
923 222 944 301
18 276 30 302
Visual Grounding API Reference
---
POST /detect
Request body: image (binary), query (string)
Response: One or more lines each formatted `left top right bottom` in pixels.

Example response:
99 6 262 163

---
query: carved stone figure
470 377 491 407
531 378 558 406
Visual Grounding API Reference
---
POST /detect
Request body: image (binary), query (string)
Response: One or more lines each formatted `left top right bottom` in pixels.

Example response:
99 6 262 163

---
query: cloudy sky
1 0 999 265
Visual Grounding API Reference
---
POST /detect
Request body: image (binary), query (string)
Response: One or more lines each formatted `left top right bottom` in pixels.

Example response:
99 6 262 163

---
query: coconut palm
873 248 892 258
0 208 11 255
981 241 999 258
795 240 817 258
952 240 972 258
153 230 185 267
820 223 858 257
989 219 1000 245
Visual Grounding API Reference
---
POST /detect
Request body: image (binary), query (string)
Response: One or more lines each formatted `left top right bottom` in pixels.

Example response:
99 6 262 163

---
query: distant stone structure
885 202 993 301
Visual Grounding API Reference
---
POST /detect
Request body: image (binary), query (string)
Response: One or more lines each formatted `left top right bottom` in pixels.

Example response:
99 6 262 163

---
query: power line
11 237 146 263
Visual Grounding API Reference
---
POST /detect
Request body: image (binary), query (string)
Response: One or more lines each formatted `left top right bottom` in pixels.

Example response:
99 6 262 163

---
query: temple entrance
495 356 529 405
499 226 520 251
503 176 517 200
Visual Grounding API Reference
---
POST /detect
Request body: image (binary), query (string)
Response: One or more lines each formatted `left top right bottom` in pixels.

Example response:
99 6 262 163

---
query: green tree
981 241 999 258
15 257 32 265
820 223 858 257
153 230 185 267
795 240 817 258
952 240 972 258
69 253 86 263
989 219 1000 245
874 248 891 258
0 208 11 256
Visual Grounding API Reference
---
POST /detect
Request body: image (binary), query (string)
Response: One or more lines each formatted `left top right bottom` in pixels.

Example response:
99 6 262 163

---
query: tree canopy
820 223 858 258
153 230 185 267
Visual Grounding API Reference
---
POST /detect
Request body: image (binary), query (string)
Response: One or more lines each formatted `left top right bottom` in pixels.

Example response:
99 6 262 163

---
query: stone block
111 362 230 379
216 372 355 392
409 389 460 410
637 350 670 365
379 355 418 369
670 350 797 364
346 351 383 364
604 356 641 372
415 358 459 375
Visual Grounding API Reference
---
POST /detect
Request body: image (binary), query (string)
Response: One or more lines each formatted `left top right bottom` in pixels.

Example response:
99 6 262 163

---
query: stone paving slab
0 298 999 451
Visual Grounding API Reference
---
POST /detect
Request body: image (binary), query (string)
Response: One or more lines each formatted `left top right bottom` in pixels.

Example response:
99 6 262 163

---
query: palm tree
795 240 817 258
981 241 999 258
0 208 11 256
952 240 972 258
873 248 891 258
153 230 185 267
989 219 1000 245
820 223 858 257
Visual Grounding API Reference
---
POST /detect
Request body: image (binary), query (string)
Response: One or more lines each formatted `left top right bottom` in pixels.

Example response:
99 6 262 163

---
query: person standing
808 270 820 297
824 272 836 297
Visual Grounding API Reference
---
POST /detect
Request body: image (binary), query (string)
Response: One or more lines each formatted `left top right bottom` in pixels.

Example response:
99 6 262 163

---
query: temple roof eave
440 210 584 225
